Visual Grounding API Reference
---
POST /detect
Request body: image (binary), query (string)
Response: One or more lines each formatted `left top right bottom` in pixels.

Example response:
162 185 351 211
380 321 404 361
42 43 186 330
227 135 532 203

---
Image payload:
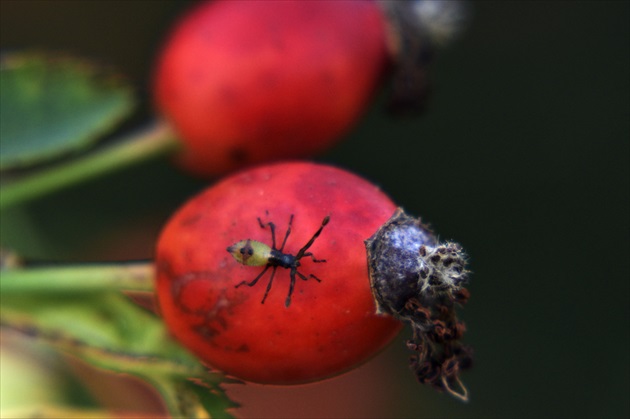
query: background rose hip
155 162 402 384
153 0 389 176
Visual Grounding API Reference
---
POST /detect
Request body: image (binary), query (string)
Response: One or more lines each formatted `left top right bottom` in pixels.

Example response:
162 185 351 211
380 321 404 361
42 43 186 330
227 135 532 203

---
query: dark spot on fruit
180 213 202 227
195 324 221 340
236 344 250 353
229 147 248 163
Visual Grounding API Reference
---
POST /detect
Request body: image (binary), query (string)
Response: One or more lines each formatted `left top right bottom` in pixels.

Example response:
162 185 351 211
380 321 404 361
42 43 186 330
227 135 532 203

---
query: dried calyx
365 207 472 402
377 0 470 112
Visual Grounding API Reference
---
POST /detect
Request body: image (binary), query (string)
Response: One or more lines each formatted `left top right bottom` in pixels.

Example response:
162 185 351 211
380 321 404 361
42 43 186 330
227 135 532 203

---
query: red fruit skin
154 0 388 176
155 162 402 384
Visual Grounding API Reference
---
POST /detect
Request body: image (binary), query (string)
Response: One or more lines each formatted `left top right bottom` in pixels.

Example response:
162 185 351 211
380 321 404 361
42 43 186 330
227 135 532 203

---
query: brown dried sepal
365 208 473 401
376 0 470 113
406 292 473 402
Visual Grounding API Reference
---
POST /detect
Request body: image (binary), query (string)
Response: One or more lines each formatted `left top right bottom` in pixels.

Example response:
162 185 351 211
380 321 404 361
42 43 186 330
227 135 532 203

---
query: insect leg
300 252 326 263
296 215 330 259
260 266 278 304
296 271 322 283
235 264 270 288
258 217 277 249
285 267 298 307
285 270 322 307
278 214 294 252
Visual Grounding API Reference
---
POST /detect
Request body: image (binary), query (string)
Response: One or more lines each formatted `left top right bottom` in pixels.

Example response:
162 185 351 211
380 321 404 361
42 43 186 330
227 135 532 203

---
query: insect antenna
296 215 330 259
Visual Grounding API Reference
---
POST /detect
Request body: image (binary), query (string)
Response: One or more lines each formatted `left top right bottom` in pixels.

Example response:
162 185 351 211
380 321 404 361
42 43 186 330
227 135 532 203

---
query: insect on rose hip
155 162 402 384
227 214 330 307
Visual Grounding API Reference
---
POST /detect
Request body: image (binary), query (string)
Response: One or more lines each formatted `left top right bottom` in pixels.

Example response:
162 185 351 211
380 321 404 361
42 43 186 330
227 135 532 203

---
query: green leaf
0 288 236 417
0 52 135 170
188 378 241 419
1 406 120 419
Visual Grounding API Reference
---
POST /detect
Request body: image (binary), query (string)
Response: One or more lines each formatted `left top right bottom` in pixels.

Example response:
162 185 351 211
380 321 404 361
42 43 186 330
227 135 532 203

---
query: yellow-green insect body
228 239 273 266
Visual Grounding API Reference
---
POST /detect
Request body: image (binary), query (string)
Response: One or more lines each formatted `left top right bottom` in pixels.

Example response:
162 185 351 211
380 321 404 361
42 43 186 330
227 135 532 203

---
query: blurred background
1 1 628 418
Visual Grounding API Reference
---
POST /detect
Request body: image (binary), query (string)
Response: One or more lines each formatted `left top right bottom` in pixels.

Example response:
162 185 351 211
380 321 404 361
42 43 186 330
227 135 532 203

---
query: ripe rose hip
155 162 402 384
153 0 389 176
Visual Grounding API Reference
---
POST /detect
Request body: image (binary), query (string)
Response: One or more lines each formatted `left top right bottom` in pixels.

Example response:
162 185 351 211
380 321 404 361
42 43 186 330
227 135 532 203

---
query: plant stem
0 120 180 211
0 262 155 294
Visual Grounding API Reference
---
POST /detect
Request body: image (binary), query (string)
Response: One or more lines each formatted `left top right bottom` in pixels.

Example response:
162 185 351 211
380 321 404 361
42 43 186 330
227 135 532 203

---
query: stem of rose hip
0 120 180 211
0 262 155 294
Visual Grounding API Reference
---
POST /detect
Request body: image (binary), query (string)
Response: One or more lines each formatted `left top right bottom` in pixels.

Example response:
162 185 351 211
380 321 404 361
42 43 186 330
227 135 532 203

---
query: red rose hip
153 0 389 176
155 162 402 384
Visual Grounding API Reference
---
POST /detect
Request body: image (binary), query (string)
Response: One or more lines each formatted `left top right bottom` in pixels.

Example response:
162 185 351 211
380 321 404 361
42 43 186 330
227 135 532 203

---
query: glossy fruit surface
155 162 402 384
154 0 388 176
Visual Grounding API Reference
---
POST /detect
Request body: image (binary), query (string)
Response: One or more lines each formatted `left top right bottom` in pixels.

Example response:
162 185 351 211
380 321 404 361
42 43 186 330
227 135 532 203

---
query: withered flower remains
365 208 473 401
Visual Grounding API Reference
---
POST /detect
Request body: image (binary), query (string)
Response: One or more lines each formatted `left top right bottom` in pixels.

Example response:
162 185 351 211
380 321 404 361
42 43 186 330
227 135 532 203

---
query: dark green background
2 1 628 418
